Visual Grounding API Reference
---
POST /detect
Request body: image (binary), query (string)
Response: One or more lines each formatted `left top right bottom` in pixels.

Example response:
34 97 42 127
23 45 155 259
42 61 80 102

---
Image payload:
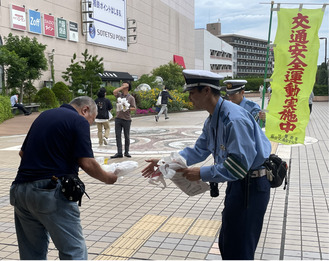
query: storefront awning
173 55 186 68
99 71 134 81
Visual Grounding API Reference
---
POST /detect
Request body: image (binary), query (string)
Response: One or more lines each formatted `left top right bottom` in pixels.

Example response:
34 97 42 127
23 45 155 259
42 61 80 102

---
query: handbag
156 94 162 106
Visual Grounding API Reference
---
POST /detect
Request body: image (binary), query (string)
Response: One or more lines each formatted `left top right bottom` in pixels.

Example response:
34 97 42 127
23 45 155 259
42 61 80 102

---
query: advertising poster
57 18 67 39
10 4 26 31
69 21 79 42
87 0 127 51
43 14 55 37
28 9 42 34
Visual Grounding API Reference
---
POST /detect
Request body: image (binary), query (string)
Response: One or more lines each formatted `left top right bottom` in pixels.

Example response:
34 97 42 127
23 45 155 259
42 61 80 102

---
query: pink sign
43 14 55 37
11 4 26 31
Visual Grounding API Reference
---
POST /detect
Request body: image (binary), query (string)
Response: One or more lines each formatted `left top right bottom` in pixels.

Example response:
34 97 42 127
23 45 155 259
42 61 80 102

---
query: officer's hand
177 167 201 181
104 171 118 184
142 159 159 178
259 111 266 121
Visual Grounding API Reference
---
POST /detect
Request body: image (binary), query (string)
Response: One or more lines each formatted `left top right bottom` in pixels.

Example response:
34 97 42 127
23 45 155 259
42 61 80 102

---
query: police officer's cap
223 79 247 95
182 69 224 92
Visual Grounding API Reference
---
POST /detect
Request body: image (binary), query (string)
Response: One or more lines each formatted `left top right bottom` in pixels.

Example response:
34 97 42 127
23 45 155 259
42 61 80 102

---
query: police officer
142 70 271 260
224 79 266 125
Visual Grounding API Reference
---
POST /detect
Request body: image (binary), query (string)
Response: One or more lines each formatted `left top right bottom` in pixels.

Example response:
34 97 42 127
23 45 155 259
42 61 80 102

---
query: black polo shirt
14 104 94 184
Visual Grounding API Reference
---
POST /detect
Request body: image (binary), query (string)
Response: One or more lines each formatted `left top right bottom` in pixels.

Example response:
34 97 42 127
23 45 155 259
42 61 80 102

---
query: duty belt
250 169 266 178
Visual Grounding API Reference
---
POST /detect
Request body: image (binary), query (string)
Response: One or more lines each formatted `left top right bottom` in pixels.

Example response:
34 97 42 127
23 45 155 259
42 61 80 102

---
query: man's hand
142 159 159 178
177 167 201 181
259 111 266 121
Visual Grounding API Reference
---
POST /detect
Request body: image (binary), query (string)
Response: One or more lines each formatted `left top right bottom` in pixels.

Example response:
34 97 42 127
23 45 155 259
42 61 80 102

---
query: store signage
43 14 55 37
69 21 79 42
10 4 26 31
87 0 127 51
28 9 41 34
57 18 67 39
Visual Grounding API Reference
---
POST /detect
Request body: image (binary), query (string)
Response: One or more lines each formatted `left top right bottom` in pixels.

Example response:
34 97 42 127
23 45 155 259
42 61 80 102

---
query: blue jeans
10 179 88 260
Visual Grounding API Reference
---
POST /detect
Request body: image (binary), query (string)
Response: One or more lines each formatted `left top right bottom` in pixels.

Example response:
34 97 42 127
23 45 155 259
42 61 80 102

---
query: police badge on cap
223 80 247 95
182 69 224 92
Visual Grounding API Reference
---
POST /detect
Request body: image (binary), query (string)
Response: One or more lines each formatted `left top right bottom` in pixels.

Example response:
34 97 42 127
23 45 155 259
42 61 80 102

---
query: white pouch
102 161 138 181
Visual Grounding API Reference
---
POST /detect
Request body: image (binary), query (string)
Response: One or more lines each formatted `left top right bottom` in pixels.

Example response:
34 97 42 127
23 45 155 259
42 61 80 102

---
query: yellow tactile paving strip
158 216 195 234
270 141 279 154
96 214 222 260
95 215 167 260
188 219 222 237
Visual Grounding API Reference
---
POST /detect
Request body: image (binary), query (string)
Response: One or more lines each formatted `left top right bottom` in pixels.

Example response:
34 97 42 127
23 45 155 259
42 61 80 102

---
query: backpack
263 154 288 189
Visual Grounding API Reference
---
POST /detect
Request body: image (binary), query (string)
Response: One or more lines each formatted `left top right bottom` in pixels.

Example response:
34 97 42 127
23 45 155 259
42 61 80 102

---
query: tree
0 33 47 102
52 81 72 104
151 61 185 90
316 62 328 86
62 49 104 97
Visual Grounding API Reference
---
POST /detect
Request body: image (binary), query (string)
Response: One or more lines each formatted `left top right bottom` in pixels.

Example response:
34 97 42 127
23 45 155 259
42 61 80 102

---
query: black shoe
165 117 169 120
111 153 123 159
124 153 131 158
155 116 158 122
24 112 31 116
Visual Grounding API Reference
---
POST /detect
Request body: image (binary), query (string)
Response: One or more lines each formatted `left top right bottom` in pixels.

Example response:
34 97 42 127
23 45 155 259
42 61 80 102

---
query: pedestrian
9 96 118 260
155 85 173 122
267 85 272 102
111 81 136 158
142 69 271 260
309 90 314 114
259 85 264 99
224 79 266 125
10 93 31 115
95 87 113 146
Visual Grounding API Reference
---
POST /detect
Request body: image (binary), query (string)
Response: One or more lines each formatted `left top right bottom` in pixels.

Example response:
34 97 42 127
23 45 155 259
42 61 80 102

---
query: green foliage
23 81 37 104
52 81 72 104
0 96 13 123
131 74 157 90
0 33 47 102
35 87 59 108
62 49 104 97
151 62 185 90
316 62 328 86
313 84 328 96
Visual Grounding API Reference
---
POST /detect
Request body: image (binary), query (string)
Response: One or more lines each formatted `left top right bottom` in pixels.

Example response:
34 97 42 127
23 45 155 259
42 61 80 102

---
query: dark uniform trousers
219 175 270 260
114 118 132 154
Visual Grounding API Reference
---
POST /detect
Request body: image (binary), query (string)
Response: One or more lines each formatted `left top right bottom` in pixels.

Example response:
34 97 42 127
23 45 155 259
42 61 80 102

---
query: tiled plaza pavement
0 98 328 260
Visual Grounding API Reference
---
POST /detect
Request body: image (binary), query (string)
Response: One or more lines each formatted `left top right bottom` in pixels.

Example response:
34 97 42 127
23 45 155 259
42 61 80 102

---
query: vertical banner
57 18 67 39
43 14 55 37
265 8 324 145
29 10 42 34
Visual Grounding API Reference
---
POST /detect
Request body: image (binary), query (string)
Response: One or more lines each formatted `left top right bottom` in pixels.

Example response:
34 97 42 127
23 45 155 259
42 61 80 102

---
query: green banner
266 8 324 145
57 18 67 39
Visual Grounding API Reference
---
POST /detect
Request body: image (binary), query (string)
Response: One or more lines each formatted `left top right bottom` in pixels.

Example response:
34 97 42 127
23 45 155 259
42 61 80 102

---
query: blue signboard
28 10 41 34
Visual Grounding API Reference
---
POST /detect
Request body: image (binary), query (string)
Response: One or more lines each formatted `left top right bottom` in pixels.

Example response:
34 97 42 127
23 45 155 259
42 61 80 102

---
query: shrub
52 81 72 104
313 84 328 96
0 96 13 123
35 87 59 108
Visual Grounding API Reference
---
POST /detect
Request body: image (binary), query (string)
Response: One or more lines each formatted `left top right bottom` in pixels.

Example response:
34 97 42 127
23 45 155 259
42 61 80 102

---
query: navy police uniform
180 70 271 260
224 79 264 124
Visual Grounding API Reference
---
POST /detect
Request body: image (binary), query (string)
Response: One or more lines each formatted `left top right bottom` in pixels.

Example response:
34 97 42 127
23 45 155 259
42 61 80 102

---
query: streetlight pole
319 37 327 65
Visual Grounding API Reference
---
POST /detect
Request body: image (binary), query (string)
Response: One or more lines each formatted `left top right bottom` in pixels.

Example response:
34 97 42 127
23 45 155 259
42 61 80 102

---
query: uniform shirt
179 97 271 183
14 104 94 184
239 97 261 123
115 92 136 121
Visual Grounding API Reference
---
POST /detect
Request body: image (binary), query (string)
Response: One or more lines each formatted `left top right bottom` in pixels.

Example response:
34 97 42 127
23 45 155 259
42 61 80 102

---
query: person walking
155 85 173 122
111 81 136 158
309 90 314 114
9 96 117 260
10 94 31 115
95 87 113 146
142 69 271 260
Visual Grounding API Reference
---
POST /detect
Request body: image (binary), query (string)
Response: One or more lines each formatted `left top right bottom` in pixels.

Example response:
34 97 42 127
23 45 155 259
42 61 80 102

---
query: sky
195 0 329 65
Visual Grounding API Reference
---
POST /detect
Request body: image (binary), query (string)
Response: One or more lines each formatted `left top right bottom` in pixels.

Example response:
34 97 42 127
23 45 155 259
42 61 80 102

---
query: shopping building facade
0 0 195 90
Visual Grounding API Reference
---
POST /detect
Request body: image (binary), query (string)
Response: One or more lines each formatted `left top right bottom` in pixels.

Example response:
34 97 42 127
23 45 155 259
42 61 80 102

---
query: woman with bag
155 85 173 122
95 87 113 146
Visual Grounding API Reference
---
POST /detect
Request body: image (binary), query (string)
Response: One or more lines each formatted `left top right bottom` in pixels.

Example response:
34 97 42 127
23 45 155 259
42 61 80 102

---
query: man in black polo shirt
10 96 117 260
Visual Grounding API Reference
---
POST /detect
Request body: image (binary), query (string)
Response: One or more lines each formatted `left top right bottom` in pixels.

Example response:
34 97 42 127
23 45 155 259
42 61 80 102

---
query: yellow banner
266 8 324 145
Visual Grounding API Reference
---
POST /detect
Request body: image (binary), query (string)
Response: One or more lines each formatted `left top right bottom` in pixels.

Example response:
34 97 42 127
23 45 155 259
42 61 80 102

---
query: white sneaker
103 137 109 145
